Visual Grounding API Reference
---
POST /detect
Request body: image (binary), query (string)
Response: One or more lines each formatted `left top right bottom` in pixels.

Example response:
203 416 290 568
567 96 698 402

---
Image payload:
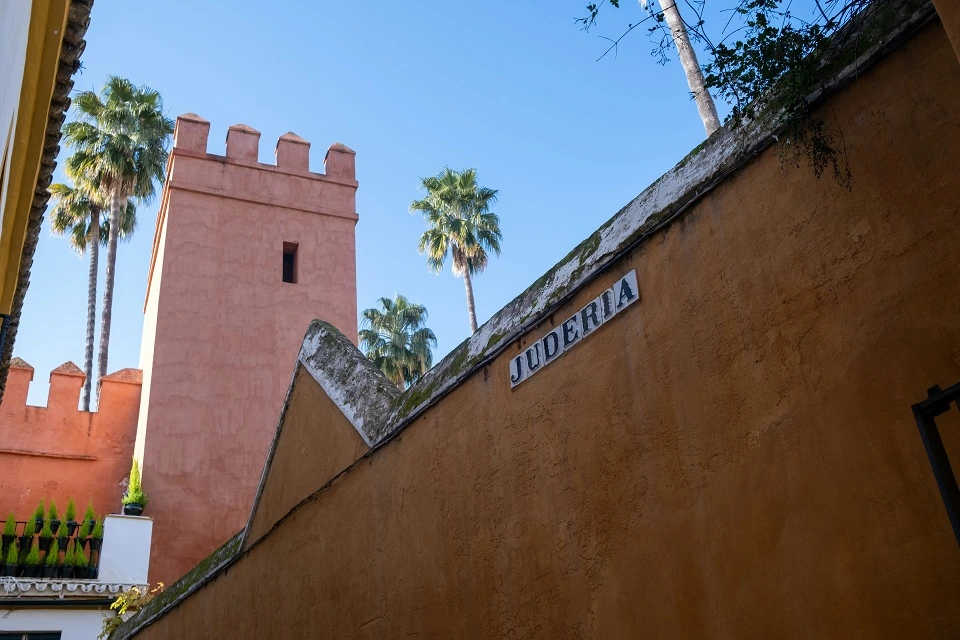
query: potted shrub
18 518 35 555
61 541 75 580
83 502 96 533
57 520 70 553
65 498 78 536
23 541 40 578
38 518 53 554
73 543 89 579
121 457 148 516
47 501 60 535
76 518 91 552
1 513 15 557
32 501 44 531
42 542 59 579
2 540 17 577
89 518 104 553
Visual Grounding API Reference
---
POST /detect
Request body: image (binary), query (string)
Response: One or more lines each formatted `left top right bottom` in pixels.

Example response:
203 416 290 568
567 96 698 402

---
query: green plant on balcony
63 540 76 579
3 540 18 577
44 539 60 579
1 513 15 556
32 501 45 530
47 500 60 535
121 457 149 515
83 501 96 531
65 497 78 535
24 541 41 578
90 518 104 552
20 517 36 560
74 542 90 579
38 518 53 554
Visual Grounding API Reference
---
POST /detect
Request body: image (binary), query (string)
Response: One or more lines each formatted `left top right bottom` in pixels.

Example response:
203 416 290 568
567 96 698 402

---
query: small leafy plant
48 501 59 522
39 518 52 540
22 518 36 538
3 513 15 537
33 501 45 524
92 518 104 540
45 545 59 567
99 582 165 639
65 497 77 523
122 457 149 507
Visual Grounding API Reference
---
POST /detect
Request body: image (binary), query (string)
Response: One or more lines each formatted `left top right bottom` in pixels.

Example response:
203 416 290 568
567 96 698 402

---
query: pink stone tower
136 114 358 583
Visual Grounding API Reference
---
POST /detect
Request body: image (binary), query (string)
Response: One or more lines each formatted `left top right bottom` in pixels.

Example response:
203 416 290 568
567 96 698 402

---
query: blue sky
18 0 736 405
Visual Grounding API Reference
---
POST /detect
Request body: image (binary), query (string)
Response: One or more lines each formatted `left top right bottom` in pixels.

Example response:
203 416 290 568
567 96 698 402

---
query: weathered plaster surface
297 321 399 447
110 11 960 639
134 117 359 585
282 0 938 452
0 362 141 518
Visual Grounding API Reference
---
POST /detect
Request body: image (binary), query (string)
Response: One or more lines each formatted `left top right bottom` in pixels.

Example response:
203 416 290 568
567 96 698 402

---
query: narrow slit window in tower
282 242 298 284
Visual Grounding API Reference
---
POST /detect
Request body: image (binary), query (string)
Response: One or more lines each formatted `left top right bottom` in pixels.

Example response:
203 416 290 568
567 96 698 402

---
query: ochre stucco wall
245 366 367 545
0 363 140 520
129 19 960 639
135 116 359 584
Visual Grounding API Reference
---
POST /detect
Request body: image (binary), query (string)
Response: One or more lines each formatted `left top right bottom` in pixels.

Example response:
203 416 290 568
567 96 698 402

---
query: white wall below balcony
0 607 111 639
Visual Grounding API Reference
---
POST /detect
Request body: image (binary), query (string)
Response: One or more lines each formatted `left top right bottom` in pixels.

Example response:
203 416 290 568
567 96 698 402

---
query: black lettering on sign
580 298 603 337
509 354 525 386
542 328 563 364
510 269 638 388
525 342 543 374
600 288 617 321
562 314 582 349
614 270 640 311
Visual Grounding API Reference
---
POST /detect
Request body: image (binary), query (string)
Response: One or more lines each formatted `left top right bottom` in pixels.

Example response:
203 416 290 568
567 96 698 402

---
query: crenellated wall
0 359 140 520
135 115 359 583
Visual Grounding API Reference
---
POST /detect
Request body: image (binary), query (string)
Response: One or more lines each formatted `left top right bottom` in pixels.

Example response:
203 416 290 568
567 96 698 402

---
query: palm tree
411 168 502 334
360 295 437 391
62 76 173 402
644 0 721 136
49 173 137 411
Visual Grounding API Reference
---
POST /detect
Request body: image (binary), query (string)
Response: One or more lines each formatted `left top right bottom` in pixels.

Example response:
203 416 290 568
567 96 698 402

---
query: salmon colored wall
0 362 140 521
127 20 960 639
135 115 359 584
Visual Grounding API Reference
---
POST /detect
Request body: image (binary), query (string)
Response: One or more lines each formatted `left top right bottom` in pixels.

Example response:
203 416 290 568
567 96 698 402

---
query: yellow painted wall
0 0 71 315
125 19 960 639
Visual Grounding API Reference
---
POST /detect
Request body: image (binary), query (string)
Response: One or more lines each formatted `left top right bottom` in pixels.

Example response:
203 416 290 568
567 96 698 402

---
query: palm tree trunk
81 210 99 412
463 270 479 334
660 0 721 137
96 193 122 404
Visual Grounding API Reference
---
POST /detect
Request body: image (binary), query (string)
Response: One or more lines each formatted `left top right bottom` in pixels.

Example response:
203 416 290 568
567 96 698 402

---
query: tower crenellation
136 112 359 583
170 113 354 181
